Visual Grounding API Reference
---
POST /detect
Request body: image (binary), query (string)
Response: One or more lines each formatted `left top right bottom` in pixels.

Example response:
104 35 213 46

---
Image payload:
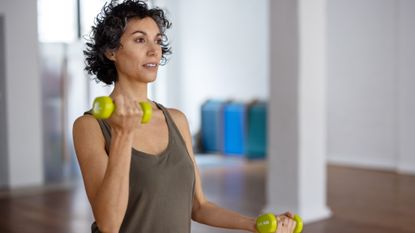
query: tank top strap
153 102 172 121
84 110 112 154
153 102 189 150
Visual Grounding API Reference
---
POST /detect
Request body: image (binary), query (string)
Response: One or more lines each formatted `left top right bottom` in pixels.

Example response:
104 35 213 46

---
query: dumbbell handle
91 96 152 124
256 213 303 233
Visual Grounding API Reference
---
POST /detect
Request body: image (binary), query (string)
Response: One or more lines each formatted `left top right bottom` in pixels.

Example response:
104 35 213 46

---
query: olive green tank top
87 102 195 233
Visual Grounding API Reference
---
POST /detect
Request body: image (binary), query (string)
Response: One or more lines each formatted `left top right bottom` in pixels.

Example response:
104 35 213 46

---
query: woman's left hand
275 212 297 233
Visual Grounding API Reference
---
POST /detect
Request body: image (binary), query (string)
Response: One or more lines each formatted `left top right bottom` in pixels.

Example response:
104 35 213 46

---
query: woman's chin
133 74 157 83
143 76 157 83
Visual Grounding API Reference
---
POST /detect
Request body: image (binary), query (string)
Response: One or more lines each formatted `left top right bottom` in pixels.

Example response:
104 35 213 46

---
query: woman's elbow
191 210 202 223
95 219 121 233
191 201 210 223
191 202 204 223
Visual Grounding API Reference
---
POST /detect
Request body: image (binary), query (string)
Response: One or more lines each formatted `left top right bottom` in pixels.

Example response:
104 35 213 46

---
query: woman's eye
156 39 163 45
135 38 145 43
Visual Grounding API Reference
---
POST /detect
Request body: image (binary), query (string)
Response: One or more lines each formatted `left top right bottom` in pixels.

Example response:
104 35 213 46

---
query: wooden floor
0 158 414 233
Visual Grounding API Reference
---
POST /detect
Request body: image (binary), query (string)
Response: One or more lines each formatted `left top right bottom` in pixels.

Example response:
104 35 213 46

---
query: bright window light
38 0 77 43
80 0 108 38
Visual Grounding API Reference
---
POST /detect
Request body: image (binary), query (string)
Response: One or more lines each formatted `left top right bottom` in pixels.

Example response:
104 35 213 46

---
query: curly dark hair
84 0 172 85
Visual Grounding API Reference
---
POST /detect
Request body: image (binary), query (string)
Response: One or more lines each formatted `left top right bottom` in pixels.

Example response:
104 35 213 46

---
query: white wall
0 0 44 187
327 0 415 174
157 0 269 133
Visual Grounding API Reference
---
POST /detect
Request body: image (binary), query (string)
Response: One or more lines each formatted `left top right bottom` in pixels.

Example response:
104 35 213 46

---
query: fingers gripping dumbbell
256 213 303 233
91 96 152 124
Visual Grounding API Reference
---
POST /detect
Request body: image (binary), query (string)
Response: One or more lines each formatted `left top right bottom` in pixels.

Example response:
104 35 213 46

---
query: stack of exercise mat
200 99 267 159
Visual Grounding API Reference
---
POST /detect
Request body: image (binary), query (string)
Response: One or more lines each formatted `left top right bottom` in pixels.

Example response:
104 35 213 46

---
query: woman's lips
142 63 158 71
143 63 157 67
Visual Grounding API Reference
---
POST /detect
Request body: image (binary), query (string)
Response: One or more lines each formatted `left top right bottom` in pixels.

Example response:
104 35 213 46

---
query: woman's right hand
107 95 143 134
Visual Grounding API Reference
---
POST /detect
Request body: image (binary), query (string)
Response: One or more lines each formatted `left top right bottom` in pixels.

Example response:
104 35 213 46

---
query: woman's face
110 17 163 83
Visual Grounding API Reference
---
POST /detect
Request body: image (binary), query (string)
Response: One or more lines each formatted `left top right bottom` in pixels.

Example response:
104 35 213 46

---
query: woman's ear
105 50 116 61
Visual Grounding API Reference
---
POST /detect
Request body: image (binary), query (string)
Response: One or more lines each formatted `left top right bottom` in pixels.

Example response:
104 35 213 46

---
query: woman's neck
111 79 149 103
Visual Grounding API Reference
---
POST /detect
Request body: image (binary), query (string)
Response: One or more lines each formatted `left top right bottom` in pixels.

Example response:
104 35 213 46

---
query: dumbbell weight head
256 213 277 233
139 101 152 124
292 214 303 233
92 96 115 119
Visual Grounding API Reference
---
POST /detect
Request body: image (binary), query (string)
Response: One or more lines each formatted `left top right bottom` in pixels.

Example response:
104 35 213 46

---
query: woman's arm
170 109 297 233
73 96 141 233
192 200 258 232
168 109 256 232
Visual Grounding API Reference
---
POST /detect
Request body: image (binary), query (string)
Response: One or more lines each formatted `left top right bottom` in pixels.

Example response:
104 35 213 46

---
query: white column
398 0 415 175
266 0 331 222
0 15 8 188
0 0 44 188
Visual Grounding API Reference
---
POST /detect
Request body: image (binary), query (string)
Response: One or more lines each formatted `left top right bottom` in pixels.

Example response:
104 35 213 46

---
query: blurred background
0 0 414 232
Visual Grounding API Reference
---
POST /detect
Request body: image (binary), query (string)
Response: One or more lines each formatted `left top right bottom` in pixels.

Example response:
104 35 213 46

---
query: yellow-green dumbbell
91 96 152 124
256 213 303 233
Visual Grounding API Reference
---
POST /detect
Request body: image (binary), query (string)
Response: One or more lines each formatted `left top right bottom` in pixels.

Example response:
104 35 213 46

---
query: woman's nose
147 43 159 57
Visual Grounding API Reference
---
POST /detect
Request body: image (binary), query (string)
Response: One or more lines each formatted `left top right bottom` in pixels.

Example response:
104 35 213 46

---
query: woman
73 0 297 232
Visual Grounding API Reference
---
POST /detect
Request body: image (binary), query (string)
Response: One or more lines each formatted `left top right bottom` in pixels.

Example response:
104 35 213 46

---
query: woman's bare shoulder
166 108 189 129
72 114 106 157
73 114 101 134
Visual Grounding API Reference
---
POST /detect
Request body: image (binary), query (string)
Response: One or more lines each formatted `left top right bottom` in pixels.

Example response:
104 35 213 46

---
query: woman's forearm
92 131 133 232
192 202 257 232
